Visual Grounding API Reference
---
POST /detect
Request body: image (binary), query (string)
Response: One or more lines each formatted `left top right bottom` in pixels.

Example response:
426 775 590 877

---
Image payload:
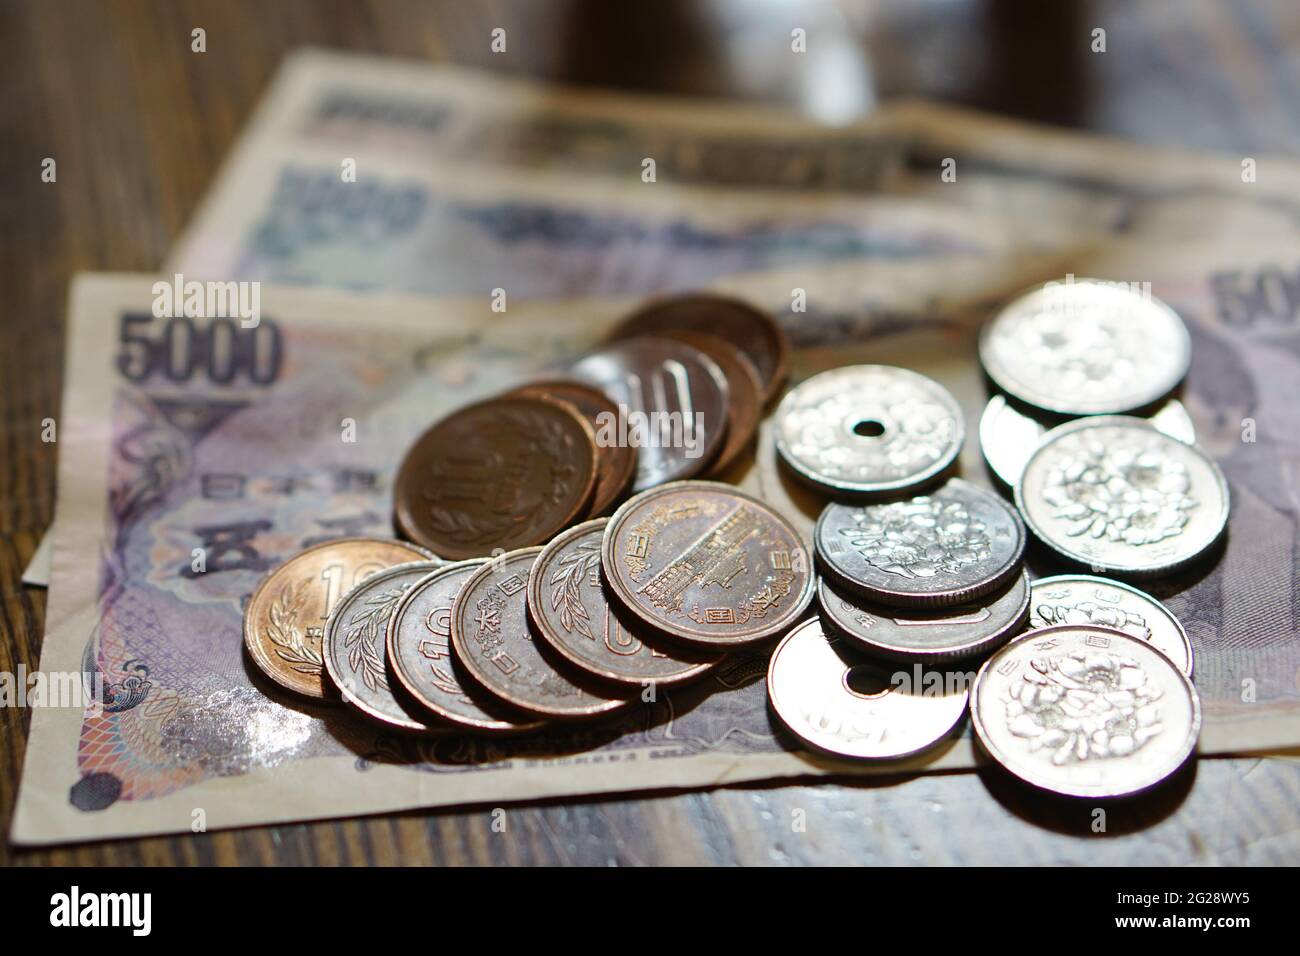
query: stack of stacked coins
243 294 812 735
770 365 1022 760
769 278 1219 798
970 279 1219 797
243 279 1227 801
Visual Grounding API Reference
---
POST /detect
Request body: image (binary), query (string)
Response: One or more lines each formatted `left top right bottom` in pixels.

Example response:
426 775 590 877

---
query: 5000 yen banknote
15 274 987 845
16 237 1300 843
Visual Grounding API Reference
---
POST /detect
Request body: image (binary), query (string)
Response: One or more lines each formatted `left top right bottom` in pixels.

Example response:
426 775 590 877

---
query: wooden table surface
4 0 1300 866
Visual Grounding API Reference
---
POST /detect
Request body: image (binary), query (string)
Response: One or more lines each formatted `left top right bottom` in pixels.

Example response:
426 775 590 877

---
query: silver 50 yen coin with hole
775 365 964 496
767 618 969 760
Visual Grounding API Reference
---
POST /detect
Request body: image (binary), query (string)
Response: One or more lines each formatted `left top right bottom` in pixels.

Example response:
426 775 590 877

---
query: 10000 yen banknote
15 237 1300 843
166 140 1064 295
168 47 1300 270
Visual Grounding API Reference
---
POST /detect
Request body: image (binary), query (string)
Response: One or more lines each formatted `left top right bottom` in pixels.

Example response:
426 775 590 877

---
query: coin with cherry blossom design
1015 416 1229 575
979 278 1191 416
971 624 1201 797
1027 574 1193 676
814 478 1025 608
979 394 1197 488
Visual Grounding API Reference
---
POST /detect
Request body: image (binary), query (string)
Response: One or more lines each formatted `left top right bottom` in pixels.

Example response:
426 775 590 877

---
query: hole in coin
852 419 886 438
843 665 894 700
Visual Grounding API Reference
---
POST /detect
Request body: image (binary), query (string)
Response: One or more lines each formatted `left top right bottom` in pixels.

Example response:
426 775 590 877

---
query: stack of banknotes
13 49 1300 843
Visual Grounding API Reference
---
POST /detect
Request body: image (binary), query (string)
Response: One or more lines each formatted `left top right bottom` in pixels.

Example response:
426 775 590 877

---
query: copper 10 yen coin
451 547 632 719
601 481 814 647
568 336 730 492
657 329 764 477
394 394 597 560
387 559 546 733
508 379 637 516
608 293 790 404
527 518 722 686
322 560 446 732
244 537 436 699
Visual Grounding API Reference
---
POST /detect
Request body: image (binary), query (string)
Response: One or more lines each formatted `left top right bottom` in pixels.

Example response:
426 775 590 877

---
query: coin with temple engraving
1015 417 1230 575
388 559 545 733
601 481 814 647
568 337 730 491
657 330 764 477
509 380 637 516
608 293 789 404
979 394 1196 488
451 548 632 719
244 537 435 699
528 519 721 686
767 618 969 760
979 278 1191 416
818 570 1030 663
815 479 1025 608
394 394 597 561
322 561 446 731
971 624 1201 797
775 365 963 496
1028 575 1193 676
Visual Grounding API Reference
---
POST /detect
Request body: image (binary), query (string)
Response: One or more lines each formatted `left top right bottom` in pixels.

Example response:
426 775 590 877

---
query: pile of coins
769 277 1218 797
243 279 1225 801
243 294 810 733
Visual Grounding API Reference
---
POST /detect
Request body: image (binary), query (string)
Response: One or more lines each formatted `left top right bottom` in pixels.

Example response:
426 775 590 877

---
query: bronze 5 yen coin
451 547 632 720
244 537 435 700
528 518 721 687
601 481 814 647
394 394 597 560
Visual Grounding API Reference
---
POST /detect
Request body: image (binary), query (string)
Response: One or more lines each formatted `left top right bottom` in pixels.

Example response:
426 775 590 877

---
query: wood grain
4 0 1300 865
